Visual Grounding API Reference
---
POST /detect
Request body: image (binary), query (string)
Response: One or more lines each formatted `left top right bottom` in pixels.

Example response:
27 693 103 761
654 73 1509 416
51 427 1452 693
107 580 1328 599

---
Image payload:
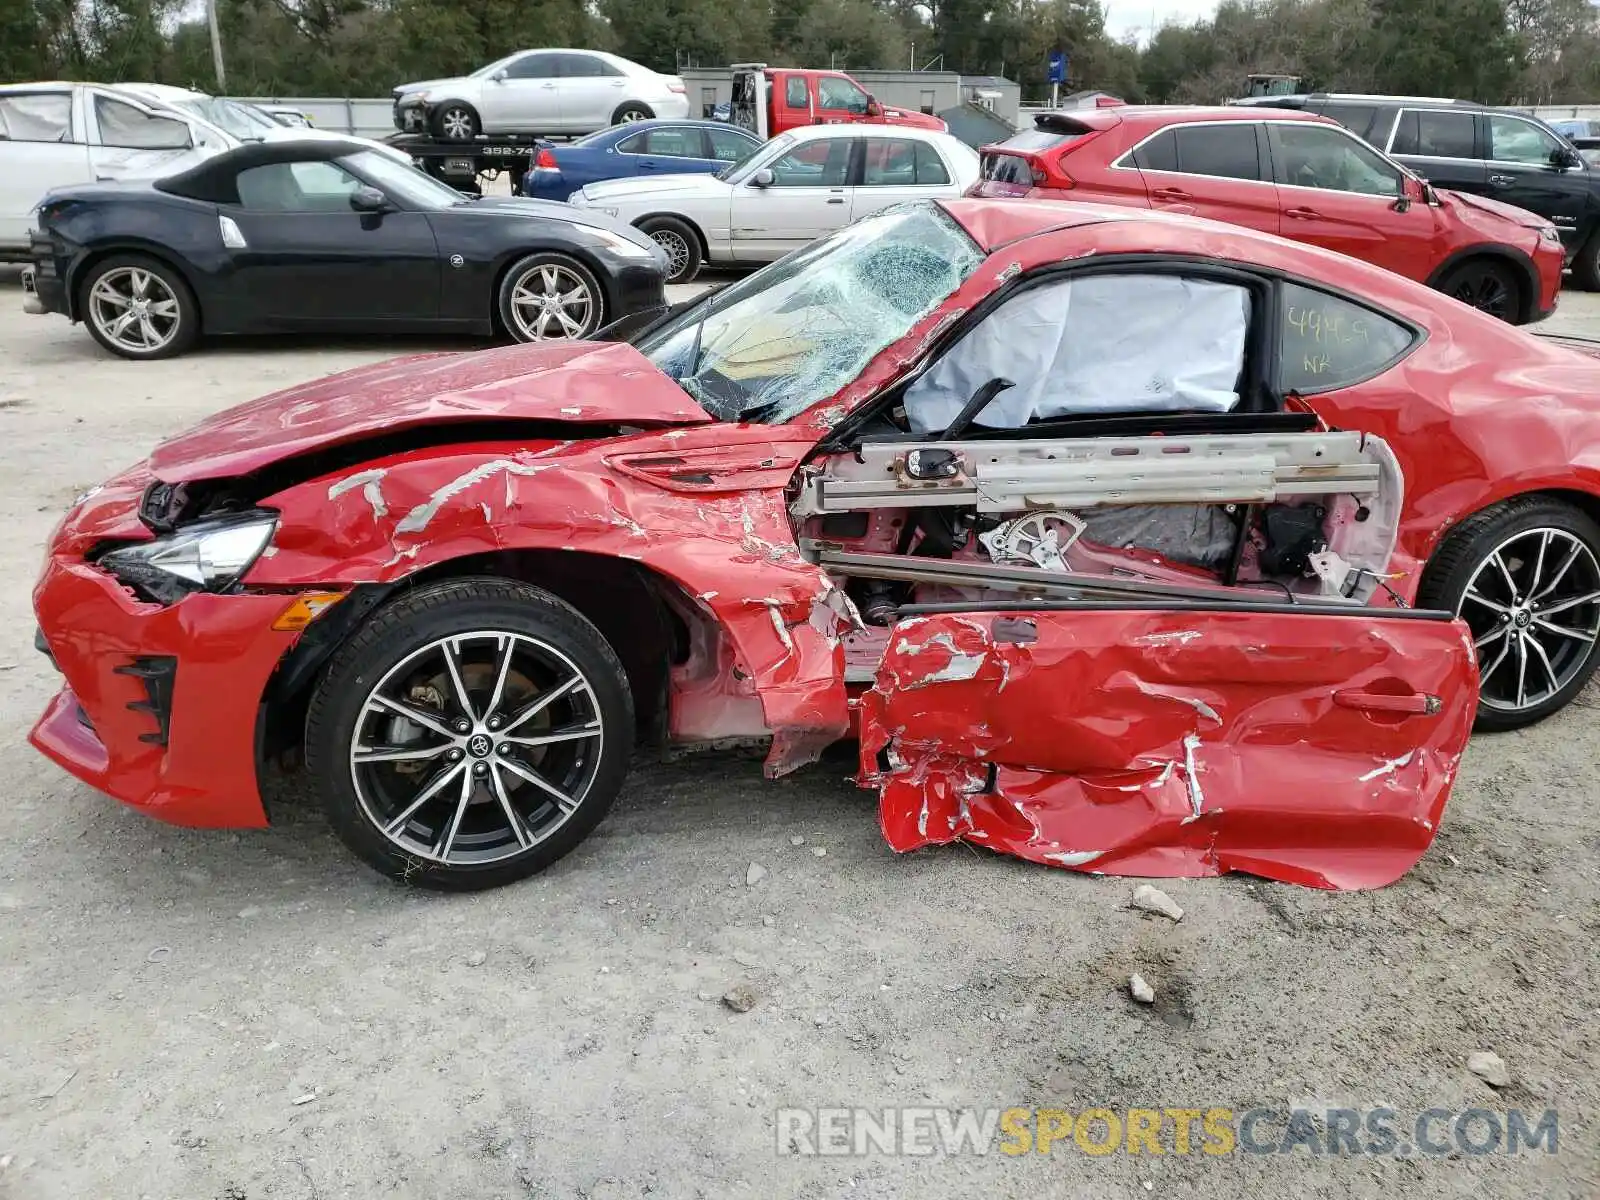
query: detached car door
731 136 854 260
221 159 440 326
862 602 1476 890
84 90 214 183
0 90 92 249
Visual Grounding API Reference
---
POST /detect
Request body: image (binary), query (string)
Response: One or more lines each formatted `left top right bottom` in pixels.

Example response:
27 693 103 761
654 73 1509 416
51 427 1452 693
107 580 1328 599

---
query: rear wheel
304 578 634 890
497 253 604 342
638 216 702 284
432 102 480 142
1418 497 1600 730
612 102 653 125
1571 228 1600 291
78 254 199 360
1436 258 1522 323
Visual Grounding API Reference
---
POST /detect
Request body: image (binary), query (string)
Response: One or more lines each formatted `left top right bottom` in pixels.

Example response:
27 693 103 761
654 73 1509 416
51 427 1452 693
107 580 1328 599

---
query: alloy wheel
349 631 605 866
650 229 691 280
1449 271 1513 321
441 107 474 140
1456 527 1600 713
88 267 180 355
507 263 596 340
618 109 647 123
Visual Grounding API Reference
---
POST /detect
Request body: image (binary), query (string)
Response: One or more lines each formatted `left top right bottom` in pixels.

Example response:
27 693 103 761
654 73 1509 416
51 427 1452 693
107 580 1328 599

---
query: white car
568 125 980 283
0 81 233 261
392 49 690 141
113 84 413 167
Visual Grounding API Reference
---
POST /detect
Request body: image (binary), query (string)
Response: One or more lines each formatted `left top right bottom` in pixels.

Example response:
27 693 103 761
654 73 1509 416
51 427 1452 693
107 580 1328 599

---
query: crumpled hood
580 174 729 203
1440 187 1550 228
146 341 712 483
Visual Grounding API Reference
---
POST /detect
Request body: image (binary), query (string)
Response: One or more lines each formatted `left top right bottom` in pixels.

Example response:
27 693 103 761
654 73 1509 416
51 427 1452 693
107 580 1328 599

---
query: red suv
971 106 1565 324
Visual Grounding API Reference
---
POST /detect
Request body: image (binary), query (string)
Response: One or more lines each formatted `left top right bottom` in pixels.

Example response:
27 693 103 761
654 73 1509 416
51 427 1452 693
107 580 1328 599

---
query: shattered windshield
637 204 982 424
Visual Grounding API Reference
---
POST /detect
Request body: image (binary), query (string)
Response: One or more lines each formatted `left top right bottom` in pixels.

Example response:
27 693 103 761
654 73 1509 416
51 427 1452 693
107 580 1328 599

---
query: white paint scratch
1359 751 1414 783
1180 733 1205 823
327 467 389 519
1135 629 1203 648
394 444 571 534
1043 850 1106 866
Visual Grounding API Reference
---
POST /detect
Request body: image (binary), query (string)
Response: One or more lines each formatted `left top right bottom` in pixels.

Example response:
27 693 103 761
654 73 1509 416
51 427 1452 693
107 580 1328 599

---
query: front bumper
30 555 303 829
24 231 67 317
608 259 670 317
394 97 428 133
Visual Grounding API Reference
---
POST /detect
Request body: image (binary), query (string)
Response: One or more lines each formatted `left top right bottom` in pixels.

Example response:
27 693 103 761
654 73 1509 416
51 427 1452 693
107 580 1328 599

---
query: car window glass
641 127 700 157
0 94 73 143
1270 124 1401 195
1174 124 1261 180
235 160 362 211
708 126 757 160
785 77 809 109
505 53 559 80
904 274 1251 433
861 138 947 185
1488 116 1563 165
767 138 850 186
560 54 620 78
1391 109 1474 158
93 97 190 150
818 76 869 111
1130 129 1178 172
1316 103 1379 141
1279 282 1416 394
614 131 647 153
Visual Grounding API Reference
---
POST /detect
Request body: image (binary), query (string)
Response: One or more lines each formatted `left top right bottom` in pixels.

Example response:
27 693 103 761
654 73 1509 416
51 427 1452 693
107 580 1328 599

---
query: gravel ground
0 268 1596 1200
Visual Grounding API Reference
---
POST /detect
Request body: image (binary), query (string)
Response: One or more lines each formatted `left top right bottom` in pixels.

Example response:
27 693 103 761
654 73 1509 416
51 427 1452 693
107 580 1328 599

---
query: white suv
393 50 690 141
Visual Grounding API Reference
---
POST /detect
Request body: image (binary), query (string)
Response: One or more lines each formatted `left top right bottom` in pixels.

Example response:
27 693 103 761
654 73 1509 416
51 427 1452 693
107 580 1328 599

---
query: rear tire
1417 496 1600 730
304 577 635 891
1570 228 1600 291
637 216 702 284
1435 258 1523 323
612 102 653 125
432 103 480 142
77 254 199 360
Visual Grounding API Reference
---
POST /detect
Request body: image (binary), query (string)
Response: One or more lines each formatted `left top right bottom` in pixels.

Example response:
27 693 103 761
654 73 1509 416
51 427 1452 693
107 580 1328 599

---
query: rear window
1131 129 1177 172
980 153 1035 185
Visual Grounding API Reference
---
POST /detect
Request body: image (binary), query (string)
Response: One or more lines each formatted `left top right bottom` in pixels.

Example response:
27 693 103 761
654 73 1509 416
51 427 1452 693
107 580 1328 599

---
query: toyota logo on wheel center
467 734 493 758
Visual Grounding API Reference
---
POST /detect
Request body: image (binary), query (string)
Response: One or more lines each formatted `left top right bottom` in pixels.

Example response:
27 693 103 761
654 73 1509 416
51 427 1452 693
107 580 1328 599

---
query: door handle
1333 688 1443 716
1285 206 1319 219
1151 187 1191 201
826 197 845 204
1489 173 1514 186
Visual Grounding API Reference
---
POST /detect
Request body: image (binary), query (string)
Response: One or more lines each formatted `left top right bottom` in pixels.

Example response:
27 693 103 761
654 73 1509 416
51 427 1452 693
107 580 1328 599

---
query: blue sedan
519 120 764 203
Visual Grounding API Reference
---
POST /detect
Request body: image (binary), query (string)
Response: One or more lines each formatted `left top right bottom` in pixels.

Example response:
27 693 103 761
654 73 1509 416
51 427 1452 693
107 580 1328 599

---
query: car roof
1028 106 1332 135
114 82 203 101
1234 93 1484 109
0 81 74 93
156 137 374 203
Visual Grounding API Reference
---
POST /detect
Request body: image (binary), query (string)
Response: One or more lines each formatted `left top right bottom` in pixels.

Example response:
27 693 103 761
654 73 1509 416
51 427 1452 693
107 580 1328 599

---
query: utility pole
206 0 227 92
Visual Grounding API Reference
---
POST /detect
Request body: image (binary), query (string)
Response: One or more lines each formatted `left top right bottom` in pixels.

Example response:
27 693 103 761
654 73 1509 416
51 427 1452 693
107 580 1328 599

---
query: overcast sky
1103 0 1221 43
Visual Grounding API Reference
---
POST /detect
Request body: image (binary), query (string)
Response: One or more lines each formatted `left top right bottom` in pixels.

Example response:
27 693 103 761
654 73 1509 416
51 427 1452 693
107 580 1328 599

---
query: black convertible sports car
22 139 670 360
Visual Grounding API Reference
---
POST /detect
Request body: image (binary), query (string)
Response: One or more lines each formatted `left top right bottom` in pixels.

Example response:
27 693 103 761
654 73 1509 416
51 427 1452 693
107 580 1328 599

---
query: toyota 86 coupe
29 199 1600 893
22 139 670 359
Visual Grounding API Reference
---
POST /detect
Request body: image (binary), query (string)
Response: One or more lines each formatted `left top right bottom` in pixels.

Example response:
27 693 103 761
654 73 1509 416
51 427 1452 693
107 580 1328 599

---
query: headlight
1540 226 1562 244
98 513 278 601
588 227 654 259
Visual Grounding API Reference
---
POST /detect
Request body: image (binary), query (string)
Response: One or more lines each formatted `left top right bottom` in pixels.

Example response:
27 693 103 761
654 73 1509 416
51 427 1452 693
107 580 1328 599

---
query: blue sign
1048 52 1068 84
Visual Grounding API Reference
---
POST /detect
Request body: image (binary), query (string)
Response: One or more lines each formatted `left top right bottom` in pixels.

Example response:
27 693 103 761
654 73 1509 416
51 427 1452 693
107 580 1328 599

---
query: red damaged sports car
30 200 1600 892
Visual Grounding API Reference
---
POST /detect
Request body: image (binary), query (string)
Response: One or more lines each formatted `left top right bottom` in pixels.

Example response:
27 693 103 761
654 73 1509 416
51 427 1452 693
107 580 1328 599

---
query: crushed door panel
858 604 1478 890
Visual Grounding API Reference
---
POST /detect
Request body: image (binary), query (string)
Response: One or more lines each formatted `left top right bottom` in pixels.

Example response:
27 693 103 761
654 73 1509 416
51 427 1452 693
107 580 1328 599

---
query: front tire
78 254 198 360
1435 258 1523 323
432 102 480 142
637 216 702 284
304 578 635 890
1418 496 1600 730
497 253 604 342
1571 228 1600 291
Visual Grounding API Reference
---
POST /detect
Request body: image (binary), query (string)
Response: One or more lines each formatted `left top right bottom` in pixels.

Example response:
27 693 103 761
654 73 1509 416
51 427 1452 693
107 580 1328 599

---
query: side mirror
1554 145 1583 170
750 167 774 188
491 69 508 83
349 186 392 214
866 97 883 117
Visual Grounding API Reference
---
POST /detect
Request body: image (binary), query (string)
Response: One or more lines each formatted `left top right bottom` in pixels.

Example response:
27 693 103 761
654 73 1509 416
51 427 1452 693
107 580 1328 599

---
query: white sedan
567 125 980 283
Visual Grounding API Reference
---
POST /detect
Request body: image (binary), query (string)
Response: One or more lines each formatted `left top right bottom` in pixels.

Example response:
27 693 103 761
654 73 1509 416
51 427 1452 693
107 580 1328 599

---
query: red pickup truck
729 64 947 138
